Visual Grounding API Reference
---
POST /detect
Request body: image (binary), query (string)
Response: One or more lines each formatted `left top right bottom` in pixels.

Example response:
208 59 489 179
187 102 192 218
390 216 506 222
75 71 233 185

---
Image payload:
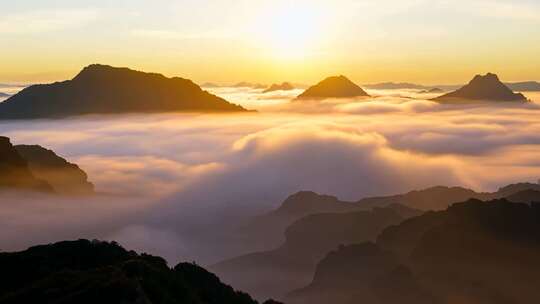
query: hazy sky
1 0 539 84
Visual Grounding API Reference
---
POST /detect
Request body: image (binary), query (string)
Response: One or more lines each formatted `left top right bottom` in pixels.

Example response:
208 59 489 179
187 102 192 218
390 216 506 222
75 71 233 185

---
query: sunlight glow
254 5 323 60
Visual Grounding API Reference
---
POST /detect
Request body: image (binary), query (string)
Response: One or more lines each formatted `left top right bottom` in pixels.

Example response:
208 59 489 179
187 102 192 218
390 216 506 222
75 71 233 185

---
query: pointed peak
471 73 500 83
297 75 370 99
434 72 526 103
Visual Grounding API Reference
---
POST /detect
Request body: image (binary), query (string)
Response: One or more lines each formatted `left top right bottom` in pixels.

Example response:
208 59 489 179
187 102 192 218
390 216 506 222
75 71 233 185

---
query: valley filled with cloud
1 87 539 265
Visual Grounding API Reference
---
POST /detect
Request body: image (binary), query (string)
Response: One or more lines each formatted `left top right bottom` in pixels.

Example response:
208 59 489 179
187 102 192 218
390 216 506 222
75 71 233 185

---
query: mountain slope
211 204 421 301
0 239 280 304
15 145 94 195
0 137 53 193
289 199 540 304
297 76 370 99
434 73 526 103
0 64 247 119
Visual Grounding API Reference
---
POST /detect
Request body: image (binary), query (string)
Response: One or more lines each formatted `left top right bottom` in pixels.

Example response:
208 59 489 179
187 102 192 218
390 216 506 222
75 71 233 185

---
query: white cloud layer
1 88 540 264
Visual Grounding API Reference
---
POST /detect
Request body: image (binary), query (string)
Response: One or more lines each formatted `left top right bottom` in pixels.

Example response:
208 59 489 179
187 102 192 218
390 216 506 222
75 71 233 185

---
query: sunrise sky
2 0 540 84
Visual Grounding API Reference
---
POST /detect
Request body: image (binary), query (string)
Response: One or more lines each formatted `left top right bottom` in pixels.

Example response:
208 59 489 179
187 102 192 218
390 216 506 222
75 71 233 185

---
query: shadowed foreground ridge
297 75 370 99
0 64 247 119
0 239 281 304
434 73 527 102
289 199 540 304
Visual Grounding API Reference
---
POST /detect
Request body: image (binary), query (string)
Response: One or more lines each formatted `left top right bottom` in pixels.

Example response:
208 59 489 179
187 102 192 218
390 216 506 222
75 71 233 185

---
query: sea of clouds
1 87 540 264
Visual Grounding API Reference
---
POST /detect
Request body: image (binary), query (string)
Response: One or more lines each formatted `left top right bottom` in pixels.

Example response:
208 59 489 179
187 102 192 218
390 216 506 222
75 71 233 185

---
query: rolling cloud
1 88 540 264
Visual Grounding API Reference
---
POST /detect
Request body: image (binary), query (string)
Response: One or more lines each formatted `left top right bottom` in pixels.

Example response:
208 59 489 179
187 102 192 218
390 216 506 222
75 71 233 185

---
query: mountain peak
471 72 500 84
297 75 370 99
434 73 526 103
0 64 247 119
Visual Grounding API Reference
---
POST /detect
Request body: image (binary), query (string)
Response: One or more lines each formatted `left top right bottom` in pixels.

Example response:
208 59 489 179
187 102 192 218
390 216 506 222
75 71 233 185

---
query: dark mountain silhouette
296 76 370 99
218 182 540 301
237 192 361 253
0 64 247 119
505 81 540 92
263 82 295 93
287 243 435 304
0 239 281 304
505 189 540 203
419 88 443 94
211 204 421 301
289 199 540 304
0 137 53 193
434 73 527 103
15 145 94 195
238 184 540 257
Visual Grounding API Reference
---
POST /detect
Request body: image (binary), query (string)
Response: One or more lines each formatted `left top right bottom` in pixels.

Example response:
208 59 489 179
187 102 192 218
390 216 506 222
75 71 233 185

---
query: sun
254 6 322 60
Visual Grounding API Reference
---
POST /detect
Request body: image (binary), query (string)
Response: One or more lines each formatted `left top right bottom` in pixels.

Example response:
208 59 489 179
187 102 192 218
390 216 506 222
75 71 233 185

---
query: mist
1 88 540 265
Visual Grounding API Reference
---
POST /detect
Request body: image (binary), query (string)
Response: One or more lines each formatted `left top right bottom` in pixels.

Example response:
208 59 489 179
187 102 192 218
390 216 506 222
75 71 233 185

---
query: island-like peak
434 73 527 103
0 64 247 119
263 82 295 93
297 75 370 99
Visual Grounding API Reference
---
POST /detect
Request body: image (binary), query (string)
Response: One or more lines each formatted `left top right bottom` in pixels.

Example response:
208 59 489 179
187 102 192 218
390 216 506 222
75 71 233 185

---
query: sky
1 0 540 84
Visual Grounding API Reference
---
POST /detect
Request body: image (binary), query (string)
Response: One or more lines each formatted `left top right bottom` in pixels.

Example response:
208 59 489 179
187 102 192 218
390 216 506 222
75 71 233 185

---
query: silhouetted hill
0 64 247 119
434 73 527 103
296 76 370 99
287 243 434 304
238 192 360 253
222 182 540 301
290 199 540 304
263 83 295 93
419 88 443 94
505 189 540 203
15 145 94 195
0 239 281 304
0 137 53 193
505 81 540 92
211 204 421 301
239 184 540 257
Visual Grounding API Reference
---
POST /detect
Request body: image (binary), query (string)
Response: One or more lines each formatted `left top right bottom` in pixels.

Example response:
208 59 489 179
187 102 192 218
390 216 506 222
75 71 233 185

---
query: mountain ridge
0 64 248 119
434 73 527 103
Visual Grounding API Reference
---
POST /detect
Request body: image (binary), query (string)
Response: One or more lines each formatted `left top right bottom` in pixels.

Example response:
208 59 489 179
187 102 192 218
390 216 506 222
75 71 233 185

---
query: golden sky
1 0 539 84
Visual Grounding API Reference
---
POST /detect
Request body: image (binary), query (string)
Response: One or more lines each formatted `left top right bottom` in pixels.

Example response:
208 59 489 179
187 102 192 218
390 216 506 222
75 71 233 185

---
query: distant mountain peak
263 82 295 93
434 72 527 103
297 75 370 99
0 64 247 119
